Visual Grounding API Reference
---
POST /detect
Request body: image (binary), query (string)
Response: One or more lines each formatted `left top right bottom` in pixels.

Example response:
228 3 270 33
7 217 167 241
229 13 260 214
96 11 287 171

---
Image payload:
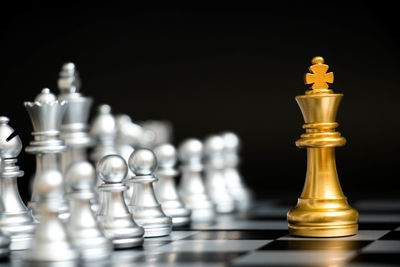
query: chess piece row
0 62 253 263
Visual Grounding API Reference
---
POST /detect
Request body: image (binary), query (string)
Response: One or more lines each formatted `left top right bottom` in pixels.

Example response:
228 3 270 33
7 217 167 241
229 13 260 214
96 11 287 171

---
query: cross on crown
304 57 334 93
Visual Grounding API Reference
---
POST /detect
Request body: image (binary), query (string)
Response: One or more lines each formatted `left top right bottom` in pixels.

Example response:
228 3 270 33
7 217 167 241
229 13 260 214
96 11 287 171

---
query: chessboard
5 198 399 267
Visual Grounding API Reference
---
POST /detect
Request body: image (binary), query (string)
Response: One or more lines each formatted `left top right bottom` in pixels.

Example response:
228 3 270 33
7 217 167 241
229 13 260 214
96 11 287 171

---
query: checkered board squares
182 230 288 240
232 251 358 266
4 199 400 267
363 240 400 253
153 240 272 253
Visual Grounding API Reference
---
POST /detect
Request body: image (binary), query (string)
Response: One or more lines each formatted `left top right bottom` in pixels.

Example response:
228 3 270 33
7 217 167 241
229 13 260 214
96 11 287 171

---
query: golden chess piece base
287 148 359 237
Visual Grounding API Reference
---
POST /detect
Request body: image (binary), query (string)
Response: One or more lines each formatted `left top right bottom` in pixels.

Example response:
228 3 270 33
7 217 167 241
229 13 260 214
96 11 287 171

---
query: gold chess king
287 56 359 237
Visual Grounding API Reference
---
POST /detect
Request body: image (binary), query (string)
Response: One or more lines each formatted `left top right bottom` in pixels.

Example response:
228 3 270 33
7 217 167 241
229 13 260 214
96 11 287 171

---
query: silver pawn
204 135 236 213
23 169 78 263
178 139 215 222
127 149 172 237
24 89 78 263
0 116 35 250
221 132 253 210
66 161 113 261
154 144 191 227
96 155 144 248
90 104 118 211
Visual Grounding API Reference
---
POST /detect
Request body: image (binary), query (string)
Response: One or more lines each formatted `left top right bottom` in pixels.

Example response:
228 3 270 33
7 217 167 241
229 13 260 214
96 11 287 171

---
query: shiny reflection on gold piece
287 57 359 237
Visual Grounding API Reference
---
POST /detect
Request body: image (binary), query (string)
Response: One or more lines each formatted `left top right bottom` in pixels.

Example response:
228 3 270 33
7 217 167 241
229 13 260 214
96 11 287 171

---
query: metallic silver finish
90 104 118 164
221 132 253 211
128 149 157 176
154 144 191 227
0 117 36 250
0 231 9 259
127 149 172 237
96 155 144 248
24 88 69 219
178 139 215 222
23 88 78 263
66 161 113 261
115 114 138 204
204 135 236 213
139 120 173 148
90 104 118 212
116 114 143 149
57 62 95 173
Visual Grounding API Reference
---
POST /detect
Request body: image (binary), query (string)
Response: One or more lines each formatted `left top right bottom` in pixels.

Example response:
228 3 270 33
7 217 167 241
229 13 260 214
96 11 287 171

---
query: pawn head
221 132 240 152
154 143 177 169
98 104 111 114
66 161 95 192
97 154 128 183
128 148 157 175
204 135 224 155
178 138 203 161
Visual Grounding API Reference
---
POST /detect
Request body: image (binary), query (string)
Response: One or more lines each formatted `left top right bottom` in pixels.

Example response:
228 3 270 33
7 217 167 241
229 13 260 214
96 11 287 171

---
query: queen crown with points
25 88 67 134
25 89 68 153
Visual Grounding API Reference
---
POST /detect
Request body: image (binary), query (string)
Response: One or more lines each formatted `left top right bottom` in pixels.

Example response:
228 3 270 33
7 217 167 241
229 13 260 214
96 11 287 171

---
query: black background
0 2 399 202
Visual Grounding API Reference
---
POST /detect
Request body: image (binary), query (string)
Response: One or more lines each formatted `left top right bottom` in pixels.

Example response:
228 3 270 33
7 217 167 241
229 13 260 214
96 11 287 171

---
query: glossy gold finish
304 56 334 93
287 57 359 237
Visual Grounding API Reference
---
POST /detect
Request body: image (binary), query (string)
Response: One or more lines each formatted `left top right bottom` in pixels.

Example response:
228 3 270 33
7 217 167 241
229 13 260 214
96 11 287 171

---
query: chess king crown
296 56 346 148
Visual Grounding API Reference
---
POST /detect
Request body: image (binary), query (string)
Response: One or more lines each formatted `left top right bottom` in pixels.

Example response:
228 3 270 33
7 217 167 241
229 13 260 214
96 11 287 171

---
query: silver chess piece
0 230 9 259
0 116 36 250
90 104 118 211
57 62 95 180
24 88 78 263
115 114 140 204
154 144 191 227
66 161 113 261
221 132 253 210
204 135 236 213
127 149 172 237
139 120 173 149
115 115 135 164
90 104 118 164
116 114 143 155
96 155 144 248
178 138 215 222
24 88 69 219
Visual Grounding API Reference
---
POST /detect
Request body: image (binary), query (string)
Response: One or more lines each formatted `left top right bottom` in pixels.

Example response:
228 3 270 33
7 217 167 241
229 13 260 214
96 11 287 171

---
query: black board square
380 231 400 240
